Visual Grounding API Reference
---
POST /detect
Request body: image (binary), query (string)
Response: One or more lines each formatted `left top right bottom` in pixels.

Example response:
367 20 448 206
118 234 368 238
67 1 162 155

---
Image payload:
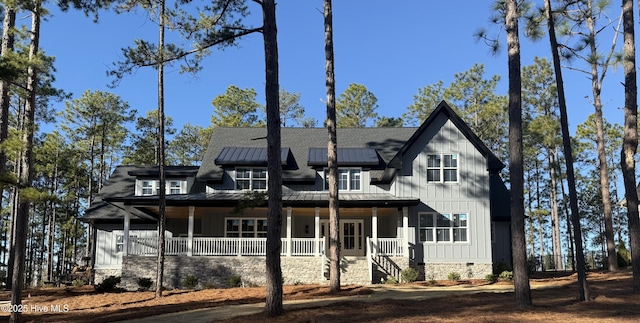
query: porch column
314 207 320 256
286 207 292 256
187 206 195 256
124 205 131 256
372 207 378 256
402 206 409 258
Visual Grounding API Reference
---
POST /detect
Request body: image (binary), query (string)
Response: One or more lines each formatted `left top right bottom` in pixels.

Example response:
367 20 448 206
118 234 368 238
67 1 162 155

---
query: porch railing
369 238 404 257
128 237 325 257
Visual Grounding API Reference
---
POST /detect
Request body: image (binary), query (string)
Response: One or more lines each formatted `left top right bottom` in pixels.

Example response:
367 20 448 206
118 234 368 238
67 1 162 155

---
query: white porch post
124 205 131 256
372 207 378 256
314 207 320 256
187 206 195 256
402 206 409 258
286 207 292 256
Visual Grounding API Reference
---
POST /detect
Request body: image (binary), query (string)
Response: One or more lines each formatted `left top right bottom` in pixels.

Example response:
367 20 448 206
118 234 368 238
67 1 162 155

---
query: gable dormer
128 166 199 196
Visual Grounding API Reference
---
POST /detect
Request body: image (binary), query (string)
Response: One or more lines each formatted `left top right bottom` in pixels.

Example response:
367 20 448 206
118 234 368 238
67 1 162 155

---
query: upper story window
324 168 361 191
136 179 186 196
169 180 182 194
236 168 267 190
141 180 158 196
427 153 458 183
419 213 468 243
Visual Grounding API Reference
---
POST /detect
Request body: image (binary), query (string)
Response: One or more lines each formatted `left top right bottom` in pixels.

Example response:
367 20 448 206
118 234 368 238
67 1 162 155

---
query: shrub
400 267 419 283
447 272 460 282
72 279 85 287
384 275 398 284
618 241 631 268
484 274 497 283
137 277 153 291
96 276 120 293
499 270 514 281
182 275 198 289
494 261 512 275
227 274 242 288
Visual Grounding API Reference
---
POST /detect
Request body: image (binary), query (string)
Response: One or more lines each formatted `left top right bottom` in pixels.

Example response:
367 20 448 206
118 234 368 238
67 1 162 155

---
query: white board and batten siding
397 114 493 264
94 224 169 269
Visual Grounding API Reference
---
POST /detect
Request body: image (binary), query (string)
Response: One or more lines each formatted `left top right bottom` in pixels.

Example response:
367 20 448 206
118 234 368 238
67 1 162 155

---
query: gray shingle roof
197 127 416 182
81 165 200 222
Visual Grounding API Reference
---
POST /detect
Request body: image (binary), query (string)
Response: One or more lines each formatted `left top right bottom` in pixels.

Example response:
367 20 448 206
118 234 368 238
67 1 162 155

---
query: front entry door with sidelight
320 219 364 256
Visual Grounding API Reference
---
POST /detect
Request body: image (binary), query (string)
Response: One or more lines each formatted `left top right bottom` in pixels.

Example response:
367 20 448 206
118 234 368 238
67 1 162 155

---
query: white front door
320 219 364 256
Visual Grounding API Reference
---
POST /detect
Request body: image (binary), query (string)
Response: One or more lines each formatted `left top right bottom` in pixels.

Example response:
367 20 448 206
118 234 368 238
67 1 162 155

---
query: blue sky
40 1 625 133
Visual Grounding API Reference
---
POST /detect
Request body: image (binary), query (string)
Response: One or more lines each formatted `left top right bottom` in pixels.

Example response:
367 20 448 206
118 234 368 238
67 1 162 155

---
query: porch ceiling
106 191 420 208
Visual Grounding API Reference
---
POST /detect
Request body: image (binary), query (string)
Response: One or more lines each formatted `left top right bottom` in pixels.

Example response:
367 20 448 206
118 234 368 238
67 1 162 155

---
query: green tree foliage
404 80 446 125
169 123 207 166
521 57 564 270
575 115 625 258
404 64 508 160
60 90 135 192
277 88 316 127
336 83 378 127
123 109 175 165
109 0 259 83
211 85 264 127
375 116 403 127
445 63 508 158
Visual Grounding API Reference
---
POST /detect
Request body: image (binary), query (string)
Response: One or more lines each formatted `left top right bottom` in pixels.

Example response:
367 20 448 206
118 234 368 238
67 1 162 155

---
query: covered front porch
121 205 412 259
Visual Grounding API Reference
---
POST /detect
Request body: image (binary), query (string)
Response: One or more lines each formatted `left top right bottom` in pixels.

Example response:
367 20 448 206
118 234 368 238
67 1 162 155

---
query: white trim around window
235 167 267 191
323 168 362 191
426 153 459 183
136 179 187 196
419 212 469 243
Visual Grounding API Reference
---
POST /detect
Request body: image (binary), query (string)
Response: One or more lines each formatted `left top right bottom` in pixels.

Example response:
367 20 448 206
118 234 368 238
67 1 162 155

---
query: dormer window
236 168 267 190
169 180 182 194
136 179 187 196
141 180 158 196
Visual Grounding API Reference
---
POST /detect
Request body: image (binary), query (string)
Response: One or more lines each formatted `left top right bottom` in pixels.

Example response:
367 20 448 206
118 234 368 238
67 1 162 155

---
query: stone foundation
421 262 492 281
94 268 122 284
119 256 327 291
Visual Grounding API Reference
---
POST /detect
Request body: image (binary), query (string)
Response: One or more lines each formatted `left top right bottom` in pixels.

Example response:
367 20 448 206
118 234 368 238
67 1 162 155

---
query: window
236 168 267 190
141 180 157 195
419 213 468 243
324 168 361 191
169 180 182 194
116 234 137 253
426 154 458 183
225 218 268 237
137 179 185 195
116 234 124 252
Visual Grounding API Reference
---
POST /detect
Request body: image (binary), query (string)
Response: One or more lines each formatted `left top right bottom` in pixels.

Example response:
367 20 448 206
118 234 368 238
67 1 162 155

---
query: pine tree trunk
505 0 532 308
0 6 15 224
10 3 40 320
261 0 284 316
549 150 563 270
545 0 589 301
622 0 640 292
585 0 618 272
324 0 341 293
0 7 15 291
155 0 167 299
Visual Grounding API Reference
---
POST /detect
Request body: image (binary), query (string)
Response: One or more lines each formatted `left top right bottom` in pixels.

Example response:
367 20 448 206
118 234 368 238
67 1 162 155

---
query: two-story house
82 101 512 289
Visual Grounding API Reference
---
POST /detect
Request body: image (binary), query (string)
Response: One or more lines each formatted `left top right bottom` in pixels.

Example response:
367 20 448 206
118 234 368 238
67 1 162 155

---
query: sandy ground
0 270 638 322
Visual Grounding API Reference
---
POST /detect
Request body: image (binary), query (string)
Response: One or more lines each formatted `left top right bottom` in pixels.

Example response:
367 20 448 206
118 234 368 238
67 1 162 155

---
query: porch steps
371 254 402 283
323 257 371 285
